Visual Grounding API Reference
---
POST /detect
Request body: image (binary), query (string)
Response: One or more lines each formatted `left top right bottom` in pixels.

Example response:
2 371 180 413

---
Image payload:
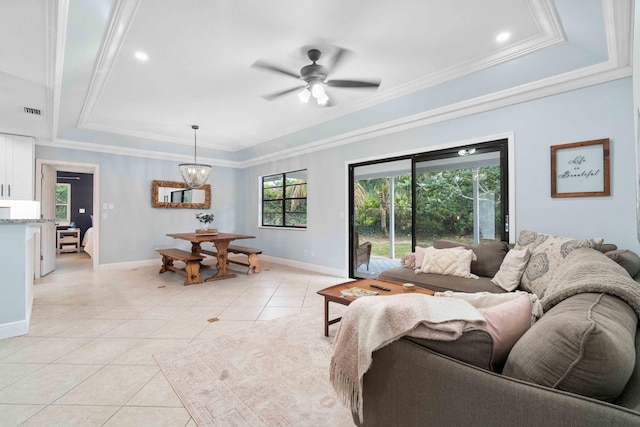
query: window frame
55 182 71 226
260 169 307 229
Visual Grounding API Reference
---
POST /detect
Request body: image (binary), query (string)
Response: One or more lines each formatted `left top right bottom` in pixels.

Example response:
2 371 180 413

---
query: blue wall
36 78 637 273
238 78 638 273
35 147 240 265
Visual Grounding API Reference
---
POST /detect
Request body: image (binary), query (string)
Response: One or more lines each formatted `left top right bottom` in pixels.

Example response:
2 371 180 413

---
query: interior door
40 164 56 275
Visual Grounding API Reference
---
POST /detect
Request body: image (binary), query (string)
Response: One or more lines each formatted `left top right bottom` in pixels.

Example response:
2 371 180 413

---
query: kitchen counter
0 218 55 224
0 220 54 339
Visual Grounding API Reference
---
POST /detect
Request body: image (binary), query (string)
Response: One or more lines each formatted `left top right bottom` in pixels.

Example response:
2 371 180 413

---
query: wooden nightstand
57 228 80 254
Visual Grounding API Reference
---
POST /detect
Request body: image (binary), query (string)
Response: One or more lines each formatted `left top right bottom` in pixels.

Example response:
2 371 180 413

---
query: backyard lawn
359 233 478 258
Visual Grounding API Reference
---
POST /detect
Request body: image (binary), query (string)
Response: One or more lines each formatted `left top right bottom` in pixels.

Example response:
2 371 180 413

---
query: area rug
154 307 353 426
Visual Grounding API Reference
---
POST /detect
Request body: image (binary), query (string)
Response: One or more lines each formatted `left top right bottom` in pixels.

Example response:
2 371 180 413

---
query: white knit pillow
415 247 436 273
491 248 531 291
420 248 479 279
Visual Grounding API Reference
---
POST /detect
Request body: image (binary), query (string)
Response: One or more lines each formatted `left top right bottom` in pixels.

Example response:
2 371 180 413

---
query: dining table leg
205 240 238 281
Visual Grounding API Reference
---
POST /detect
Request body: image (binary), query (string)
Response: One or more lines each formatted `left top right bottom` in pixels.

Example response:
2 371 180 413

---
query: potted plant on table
195 212 217 234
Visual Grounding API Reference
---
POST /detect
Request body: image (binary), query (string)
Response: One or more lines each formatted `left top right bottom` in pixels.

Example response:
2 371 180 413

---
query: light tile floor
0 252 346 426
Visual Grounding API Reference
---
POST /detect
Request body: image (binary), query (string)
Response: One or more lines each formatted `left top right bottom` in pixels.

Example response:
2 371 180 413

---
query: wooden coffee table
317 279 435 337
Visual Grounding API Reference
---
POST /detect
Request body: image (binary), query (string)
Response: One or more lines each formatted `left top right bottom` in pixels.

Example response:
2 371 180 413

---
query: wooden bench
201 244 263 275
157 248 204 286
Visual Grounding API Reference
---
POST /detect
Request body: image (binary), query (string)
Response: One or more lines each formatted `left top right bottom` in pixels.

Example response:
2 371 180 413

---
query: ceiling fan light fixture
298 88 311 103
317 93 329 105
311 83 325 98
179 125 211 189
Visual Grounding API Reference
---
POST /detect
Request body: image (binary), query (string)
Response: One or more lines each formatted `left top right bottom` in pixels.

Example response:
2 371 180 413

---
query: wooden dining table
166 232 255 282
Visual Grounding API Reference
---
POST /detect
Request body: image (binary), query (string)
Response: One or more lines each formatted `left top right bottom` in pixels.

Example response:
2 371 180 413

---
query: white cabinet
0 134 34 200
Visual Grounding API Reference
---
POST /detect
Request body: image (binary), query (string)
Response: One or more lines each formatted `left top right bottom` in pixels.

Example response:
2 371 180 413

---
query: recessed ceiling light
496 32 511 43
135 51 149 61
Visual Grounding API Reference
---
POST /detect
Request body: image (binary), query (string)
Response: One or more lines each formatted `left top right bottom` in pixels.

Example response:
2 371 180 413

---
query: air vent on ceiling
23 107 42 115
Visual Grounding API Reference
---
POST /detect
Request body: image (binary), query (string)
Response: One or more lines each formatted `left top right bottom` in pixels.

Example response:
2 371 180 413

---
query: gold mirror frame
151 180 211 209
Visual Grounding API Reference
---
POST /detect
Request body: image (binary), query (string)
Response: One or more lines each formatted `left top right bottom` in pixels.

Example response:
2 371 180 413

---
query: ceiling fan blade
326 47 350 74
252 60 300 80
262 86 305 101
327 79 381 88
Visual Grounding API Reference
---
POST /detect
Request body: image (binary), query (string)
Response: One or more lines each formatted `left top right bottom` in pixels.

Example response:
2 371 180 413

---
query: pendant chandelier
179 125 211 189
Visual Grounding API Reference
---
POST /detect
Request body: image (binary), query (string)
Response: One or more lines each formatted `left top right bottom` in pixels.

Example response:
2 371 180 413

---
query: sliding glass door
349 139 508 278
351 159 412 278
414 141 508 247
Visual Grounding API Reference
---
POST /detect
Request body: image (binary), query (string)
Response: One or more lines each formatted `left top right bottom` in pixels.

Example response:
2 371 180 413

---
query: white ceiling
0 0 633 166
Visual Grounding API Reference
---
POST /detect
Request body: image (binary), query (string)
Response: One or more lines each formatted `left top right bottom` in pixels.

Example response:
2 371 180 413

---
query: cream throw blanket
541 248 640 316
330 293 486 423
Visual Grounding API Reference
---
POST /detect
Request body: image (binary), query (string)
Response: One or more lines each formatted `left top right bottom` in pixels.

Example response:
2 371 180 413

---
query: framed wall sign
551 138 610 197
550 138 610 198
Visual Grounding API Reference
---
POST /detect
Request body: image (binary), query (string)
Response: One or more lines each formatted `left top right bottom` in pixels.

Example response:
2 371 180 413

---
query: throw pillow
514 230 603 297
400 253 416 269
478 294 532 367
414 246 429 270
503 293 637 402
435 240 510 277
421 248 479 279
491 248 531 292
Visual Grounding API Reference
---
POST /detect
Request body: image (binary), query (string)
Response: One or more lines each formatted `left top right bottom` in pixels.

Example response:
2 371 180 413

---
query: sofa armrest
362 338 640 427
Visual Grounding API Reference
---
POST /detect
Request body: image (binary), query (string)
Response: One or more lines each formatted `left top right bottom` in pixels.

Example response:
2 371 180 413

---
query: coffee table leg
324 297 330 337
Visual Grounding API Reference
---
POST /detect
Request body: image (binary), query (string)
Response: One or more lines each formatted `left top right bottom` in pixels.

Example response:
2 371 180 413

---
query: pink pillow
414 246 428 268
479 294 532 365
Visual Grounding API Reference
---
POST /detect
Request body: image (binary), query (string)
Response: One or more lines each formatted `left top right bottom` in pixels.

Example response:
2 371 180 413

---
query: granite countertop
0 218 56 224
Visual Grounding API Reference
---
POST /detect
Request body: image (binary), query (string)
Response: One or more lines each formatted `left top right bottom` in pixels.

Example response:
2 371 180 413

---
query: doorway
35 159 100 276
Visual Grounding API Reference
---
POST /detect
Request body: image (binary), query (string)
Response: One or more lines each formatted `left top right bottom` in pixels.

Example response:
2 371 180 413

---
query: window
261 169 307 228
56 183 71 225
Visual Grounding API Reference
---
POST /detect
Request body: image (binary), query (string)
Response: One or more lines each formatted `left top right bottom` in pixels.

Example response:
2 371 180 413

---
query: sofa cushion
405 329 494 371
503 293 637 401
606 249 640 278
514 230 603 297
378 267 506 294
434 240 509 277
491 247 531 291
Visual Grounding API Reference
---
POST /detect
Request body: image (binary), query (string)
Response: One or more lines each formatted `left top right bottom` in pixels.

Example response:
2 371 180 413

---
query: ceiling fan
252 47 381 106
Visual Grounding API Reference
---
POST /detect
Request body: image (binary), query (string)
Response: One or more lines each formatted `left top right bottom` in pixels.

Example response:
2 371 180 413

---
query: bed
82 226 94 257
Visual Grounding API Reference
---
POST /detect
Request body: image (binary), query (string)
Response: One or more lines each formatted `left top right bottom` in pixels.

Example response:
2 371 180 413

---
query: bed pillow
420 248 478 279
491 248 531 291
514 230 603 297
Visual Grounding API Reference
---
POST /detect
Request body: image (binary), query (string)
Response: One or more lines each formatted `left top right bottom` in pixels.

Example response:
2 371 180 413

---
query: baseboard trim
98 258 159 271
98 255 347 278
259 255 347 278
0 320 29 340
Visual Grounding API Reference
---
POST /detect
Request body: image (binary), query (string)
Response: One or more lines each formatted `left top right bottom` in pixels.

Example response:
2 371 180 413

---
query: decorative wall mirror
151 180 211 209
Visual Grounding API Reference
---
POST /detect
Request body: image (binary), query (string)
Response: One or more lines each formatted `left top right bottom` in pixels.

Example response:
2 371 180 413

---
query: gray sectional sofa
362 234 640 426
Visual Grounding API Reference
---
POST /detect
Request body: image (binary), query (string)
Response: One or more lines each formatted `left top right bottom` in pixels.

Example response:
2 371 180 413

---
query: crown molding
238 59 630 169
80 122 228 150
73 0 563 150
56 0 631 171
76 0 141 129
37 137 240 168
